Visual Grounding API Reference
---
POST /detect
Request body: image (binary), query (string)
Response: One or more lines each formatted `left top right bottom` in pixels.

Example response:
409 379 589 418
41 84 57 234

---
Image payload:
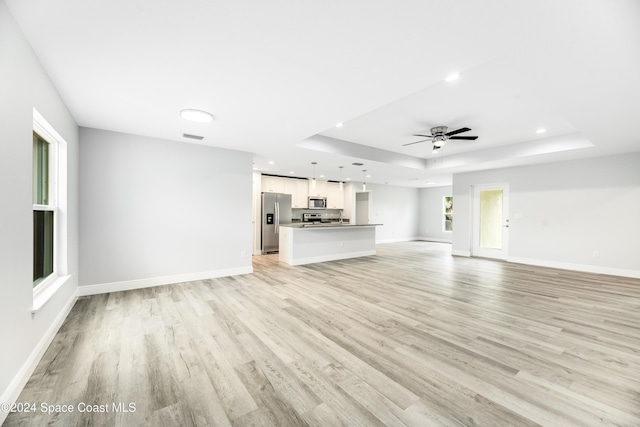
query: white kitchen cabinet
285 178 309 208
261 175 285 193
326 182 344 209
308 179 328 197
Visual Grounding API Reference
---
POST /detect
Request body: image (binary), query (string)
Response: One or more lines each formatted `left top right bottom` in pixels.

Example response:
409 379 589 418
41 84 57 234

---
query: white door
355 191 370 225
472 184 509 259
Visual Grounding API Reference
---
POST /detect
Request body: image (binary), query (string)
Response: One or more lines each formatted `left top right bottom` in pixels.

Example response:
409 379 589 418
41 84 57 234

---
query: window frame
33 131 57 287
32 109 70 312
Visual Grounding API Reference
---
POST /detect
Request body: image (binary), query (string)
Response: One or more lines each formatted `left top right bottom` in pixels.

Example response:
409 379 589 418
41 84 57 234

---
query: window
33 131 55 286
32 108 69 310
443 196 453 232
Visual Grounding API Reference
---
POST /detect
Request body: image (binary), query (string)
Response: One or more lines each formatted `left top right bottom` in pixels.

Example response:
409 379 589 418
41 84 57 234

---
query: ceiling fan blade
412 134 433 138
402 139 430 146
449 136 478 140
445 127 471 137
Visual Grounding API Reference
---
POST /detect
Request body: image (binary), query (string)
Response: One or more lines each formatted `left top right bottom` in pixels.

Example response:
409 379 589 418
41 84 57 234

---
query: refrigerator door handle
275 202 279 233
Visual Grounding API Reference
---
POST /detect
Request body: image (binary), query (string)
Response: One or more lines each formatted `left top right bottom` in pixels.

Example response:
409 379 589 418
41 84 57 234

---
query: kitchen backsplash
292 208 345 221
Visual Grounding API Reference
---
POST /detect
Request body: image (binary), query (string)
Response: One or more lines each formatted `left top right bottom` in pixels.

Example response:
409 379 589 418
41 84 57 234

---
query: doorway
472 184 509 259
355 191 370 225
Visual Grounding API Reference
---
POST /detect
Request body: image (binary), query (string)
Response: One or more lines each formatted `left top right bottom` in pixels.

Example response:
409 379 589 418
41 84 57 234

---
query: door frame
471 183 509 260
354 190 372 225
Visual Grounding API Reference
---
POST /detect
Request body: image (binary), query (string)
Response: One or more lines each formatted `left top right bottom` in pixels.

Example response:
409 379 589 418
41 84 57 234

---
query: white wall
79 128 253 290
452 153 640 277
0 1 79 416
366 183 420 242
418 186 453 242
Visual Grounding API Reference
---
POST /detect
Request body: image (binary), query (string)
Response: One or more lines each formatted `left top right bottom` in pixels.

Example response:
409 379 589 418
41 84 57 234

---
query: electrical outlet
241 250 246 258
592 250 599 258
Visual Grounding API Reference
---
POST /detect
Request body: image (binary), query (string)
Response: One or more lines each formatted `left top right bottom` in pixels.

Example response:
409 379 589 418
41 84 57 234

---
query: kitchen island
278 223 382 266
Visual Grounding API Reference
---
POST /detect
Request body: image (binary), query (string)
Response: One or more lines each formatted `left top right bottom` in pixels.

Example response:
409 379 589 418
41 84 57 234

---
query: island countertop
281 223 382 229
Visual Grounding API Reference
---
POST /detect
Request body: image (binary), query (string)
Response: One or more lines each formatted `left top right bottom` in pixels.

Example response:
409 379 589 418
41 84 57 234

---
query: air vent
183 133 204 140
352 162 364 166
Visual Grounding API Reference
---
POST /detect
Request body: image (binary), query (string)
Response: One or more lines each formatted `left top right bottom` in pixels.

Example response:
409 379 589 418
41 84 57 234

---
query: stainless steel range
302 213 323 223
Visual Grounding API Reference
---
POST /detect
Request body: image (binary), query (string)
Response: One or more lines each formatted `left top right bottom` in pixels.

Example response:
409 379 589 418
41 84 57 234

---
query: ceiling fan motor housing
431 126 448 136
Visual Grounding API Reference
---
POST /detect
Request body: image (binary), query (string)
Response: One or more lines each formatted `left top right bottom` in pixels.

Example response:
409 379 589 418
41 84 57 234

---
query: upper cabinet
308 179 328 197
261 174 343 210
285 178 309 208
261 175 285 193
326 182 345 209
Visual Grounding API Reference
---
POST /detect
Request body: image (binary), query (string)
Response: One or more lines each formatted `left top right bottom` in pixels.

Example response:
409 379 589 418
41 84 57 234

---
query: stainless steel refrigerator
261 192 292 254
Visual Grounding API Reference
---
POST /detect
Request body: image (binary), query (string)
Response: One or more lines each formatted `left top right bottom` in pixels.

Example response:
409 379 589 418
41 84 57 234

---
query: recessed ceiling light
336 122 343 128
180 109 214 123
346 177 351 181
289 171 295 174
445 73 460 82
320 174 325 178
536 128 547 134
268 161 274 165
366 174 371 178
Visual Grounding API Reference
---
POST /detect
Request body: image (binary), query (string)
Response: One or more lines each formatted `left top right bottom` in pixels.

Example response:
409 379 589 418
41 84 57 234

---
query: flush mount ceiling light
445 73 460 82
536 128 547 134
180 109 214 123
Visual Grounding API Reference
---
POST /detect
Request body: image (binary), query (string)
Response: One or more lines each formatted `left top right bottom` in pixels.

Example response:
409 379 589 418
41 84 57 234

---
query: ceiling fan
403 126 478 150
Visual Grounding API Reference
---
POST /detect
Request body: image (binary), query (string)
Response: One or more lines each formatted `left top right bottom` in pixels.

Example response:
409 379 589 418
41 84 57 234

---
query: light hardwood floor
5 242 640 426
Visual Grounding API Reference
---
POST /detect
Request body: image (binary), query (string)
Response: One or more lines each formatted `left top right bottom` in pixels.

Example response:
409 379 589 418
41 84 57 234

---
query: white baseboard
452 249 471 257
78 266 254 296
376 237 419 244
415 237 453 243
508 256 640 279
286 250 376 266
0 288 78 425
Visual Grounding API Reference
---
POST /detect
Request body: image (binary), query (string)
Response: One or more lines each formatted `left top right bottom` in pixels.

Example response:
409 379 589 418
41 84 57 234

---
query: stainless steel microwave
308 196 327 209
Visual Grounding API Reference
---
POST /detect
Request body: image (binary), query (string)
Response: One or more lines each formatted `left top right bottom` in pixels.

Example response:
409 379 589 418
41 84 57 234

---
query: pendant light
339 166 344 191
311 162 317 189
362 169 367 191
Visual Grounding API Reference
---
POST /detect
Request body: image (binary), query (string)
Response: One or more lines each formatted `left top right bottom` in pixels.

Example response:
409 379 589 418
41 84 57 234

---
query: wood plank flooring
5 242 640 426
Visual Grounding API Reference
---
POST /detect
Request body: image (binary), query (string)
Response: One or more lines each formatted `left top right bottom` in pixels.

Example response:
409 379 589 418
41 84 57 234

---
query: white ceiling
7 0 640 187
